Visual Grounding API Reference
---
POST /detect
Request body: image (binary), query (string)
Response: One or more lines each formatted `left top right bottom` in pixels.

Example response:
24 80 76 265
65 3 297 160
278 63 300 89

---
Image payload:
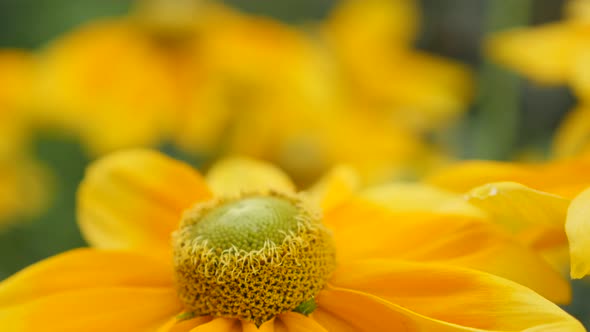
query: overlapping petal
0 248 173 307
426 159 590 198
0 248 181 332
0 288 181 332
325 198 571 303
325 260 584 331
77 149 211 254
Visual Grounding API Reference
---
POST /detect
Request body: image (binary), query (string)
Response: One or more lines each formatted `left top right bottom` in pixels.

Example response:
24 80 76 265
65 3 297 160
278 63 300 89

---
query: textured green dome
189 196 301 251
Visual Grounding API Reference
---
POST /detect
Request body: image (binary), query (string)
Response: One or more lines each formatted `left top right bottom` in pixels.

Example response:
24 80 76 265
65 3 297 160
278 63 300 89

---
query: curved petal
0 287 182 332
426 159 590 199
205 157 296 197
485 23 583 84
306 164 360 212
327 260 584 331
465 182 569 232
566 186 590 278
325 199 571 303
0 248 173 307
317 286 478 331
77 149 211 254
360 182 483 217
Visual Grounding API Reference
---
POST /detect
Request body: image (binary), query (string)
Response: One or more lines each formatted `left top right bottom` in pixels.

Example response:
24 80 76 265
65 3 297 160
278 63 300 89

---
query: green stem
470 0 533 160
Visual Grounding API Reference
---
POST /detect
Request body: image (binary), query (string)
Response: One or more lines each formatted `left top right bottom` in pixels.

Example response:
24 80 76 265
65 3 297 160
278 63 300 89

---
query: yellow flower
425 156 590 279
485 0 590 161
486 0 590 87
0 149 583 331
32 18 178 155
322 0 473 132
0 50 50 225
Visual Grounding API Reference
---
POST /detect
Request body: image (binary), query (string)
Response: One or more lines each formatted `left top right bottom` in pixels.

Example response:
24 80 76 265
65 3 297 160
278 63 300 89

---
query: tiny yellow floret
172 192 336 326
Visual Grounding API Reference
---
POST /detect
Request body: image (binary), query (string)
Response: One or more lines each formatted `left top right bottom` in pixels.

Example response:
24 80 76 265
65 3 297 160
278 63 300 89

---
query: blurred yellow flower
486 0 590 87
486 0 590 160
323 0 473 131
27 0 472 185
0 149 583 331
425 156 590 279
32 18 178 155
0 51 50 225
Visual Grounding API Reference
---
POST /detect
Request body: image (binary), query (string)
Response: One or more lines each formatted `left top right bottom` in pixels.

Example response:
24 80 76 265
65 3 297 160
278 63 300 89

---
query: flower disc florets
172 191 336 326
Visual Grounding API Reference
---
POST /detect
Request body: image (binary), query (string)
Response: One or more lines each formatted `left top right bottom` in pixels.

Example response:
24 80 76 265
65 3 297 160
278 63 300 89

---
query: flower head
0 149 583 331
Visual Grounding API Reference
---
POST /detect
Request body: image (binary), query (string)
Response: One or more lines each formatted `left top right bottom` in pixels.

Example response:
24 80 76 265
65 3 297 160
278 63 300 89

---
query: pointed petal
0 248 173 308
0 287 182 332
486 23 583 84
327 260 584 331
566 186 590 278
77 149 211 254
206 157 295 197
325 199 571 303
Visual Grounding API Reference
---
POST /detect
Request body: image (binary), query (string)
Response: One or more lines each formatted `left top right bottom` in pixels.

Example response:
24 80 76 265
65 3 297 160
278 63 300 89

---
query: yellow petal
34 19 177 155
465 182 569 232
566 186 590 278
327 260 584 331
0 248 173 308
325 199 570 303
191 318 241 332
325 0 419 57
205 157 296 197
157 316 212 332
0 287 182 332
553 105 590 158
306 164 360 212
426 159 590 199
278 312 327 332
377 52 473 127
242 319 274 332
77 149 211 255
486 23 585 84
360 182 483 217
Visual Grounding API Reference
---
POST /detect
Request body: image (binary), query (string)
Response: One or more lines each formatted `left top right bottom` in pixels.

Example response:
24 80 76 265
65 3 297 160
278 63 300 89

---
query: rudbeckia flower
0 149 583 331
0 50 50 225
425 156 590 279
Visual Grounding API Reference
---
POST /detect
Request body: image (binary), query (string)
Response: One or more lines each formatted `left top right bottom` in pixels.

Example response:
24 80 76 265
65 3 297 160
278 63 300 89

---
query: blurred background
1 0 589 326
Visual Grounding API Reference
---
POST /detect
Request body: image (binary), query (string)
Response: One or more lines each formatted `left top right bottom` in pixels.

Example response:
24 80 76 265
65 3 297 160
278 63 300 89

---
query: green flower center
172 192 336 326
188 196 301 252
